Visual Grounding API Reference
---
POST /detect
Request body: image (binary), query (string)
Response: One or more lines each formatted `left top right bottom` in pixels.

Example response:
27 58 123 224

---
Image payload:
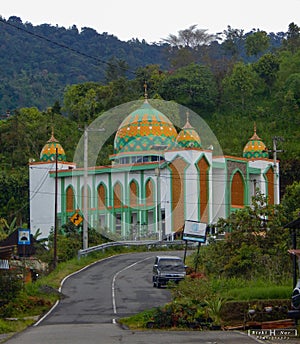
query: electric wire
0 17 136 76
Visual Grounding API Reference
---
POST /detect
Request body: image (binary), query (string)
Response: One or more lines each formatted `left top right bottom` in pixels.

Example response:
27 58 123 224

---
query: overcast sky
1 0 299 43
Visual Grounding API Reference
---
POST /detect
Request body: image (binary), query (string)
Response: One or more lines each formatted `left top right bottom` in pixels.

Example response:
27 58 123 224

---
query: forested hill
0 15 286 114
0 16 169 112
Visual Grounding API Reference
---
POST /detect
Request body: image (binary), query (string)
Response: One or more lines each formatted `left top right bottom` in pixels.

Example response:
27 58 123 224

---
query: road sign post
70 212 83 226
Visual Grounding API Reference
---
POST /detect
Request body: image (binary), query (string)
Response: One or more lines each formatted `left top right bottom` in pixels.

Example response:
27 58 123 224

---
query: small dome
243 124 268 159
40 131 66 162
176 113 202 149
114 100 177 154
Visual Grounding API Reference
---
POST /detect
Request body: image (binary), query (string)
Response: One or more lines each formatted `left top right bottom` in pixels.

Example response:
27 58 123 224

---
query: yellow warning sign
70 212 83 226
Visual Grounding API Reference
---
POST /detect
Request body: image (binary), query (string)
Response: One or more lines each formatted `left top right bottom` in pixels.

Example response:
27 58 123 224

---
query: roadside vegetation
1 188 300 335
120 189 300 331
0 245 162 335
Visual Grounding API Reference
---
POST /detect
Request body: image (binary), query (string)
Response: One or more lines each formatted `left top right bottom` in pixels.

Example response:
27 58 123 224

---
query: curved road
5 251 260 344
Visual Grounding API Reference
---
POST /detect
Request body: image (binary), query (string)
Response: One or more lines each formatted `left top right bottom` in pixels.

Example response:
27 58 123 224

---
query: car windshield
158 259 185 271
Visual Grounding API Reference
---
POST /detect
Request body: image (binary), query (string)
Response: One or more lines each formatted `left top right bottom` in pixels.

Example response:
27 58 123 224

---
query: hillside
0 15 286 114
0 15 169 113
0 17 299 228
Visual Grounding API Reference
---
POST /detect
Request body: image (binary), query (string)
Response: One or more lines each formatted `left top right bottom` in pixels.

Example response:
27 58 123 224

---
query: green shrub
0 319 13 333
0 270 23 303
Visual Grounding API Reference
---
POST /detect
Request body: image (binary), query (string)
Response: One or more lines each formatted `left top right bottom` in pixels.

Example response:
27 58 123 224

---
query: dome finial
250 122 260 141
183 111 192 129
243 123 268 159
48 127 58 143
143 81 148 103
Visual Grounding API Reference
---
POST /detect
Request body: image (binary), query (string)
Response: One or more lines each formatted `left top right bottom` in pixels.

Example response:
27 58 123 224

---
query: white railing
77 239 187 258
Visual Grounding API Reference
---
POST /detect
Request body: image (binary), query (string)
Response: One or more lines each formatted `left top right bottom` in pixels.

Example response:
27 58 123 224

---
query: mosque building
29 99 279 240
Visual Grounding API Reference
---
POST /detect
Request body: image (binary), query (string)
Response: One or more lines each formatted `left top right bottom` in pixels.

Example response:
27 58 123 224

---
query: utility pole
155 165 162 241
272 136 284 204
54 147 58 268
82 125 105 250
151 145 168 241
83 126 88 250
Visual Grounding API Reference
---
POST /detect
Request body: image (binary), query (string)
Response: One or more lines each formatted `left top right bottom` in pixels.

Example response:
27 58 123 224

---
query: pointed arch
97 183 107 209
231 170 245 208
113 182 123 208
265 166 274 205
169 156 189 232
129 179 139 207
196 156 210 223
145 178 155 206
66 185 75 212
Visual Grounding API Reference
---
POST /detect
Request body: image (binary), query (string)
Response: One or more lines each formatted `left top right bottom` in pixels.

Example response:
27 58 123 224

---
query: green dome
114 101 177 154
40 132 66 162
176 114 202 149
243 125 268 159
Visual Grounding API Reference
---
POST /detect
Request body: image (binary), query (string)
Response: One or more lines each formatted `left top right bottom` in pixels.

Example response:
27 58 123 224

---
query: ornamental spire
48 127 58 143
183 111 193 129
143 81 148 103
249 122 261 141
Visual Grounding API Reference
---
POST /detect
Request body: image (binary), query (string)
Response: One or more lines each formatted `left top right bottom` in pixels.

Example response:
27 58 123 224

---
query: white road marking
112 256 153 319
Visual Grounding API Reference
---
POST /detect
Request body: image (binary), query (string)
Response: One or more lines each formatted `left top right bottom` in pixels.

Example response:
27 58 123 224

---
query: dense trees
198 192 290 280
159 64 218 114
0 16 290 114
0 18 299 233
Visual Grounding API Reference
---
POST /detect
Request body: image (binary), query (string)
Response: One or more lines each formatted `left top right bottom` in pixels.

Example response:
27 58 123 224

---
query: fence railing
77 239 188 258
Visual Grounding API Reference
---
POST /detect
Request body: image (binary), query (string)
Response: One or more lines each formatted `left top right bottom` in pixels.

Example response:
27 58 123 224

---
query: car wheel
153 276 157 287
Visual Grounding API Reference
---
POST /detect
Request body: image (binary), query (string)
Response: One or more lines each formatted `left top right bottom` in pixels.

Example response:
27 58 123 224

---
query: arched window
265 167 274 205
130 180 138 207
145 179 154 205
97 184 106 209
113 182 122 208
66 186 74 212
231 171 244 208
197 157 209 223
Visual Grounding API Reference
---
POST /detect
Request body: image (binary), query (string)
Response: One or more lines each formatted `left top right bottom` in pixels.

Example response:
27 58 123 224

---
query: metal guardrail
78 239 187 258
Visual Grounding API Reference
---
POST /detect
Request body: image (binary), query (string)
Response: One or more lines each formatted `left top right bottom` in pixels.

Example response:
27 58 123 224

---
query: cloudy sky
1 0 299 43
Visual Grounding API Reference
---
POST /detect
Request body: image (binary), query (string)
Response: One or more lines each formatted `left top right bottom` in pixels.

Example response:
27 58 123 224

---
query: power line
0 17 136 76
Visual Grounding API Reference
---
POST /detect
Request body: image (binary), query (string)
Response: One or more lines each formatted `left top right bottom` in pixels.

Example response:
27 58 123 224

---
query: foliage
195 191 290 280
0 217 17 239
227 285 292 300
222 62 262 111
149 302 205 328
0 269 23 304
204 296 226 325
283 22 300 53
245 30 270 57
281 181 300 221
0 19 300 236
159 63 218 115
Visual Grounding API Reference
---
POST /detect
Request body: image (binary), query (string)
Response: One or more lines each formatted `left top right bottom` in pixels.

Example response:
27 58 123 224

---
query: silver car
152 255 186 288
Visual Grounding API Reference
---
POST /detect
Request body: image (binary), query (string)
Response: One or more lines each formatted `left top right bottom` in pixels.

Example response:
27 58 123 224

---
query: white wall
29 161 75 239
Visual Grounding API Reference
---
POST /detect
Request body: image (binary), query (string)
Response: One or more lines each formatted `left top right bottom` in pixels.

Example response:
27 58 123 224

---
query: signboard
0 259 9 270
182 220 207 243
70 212 83 226
18 228 31 245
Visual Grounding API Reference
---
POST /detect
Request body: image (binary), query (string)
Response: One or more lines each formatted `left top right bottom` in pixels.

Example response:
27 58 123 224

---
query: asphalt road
4 251 262 344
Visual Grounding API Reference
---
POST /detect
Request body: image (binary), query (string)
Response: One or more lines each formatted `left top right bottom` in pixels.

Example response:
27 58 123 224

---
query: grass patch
118 308 157 329
227 285 292 300
0 317 35 335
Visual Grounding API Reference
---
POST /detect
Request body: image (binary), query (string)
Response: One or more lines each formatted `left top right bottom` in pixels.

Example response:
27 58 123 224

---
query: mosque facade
29 100 279 240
